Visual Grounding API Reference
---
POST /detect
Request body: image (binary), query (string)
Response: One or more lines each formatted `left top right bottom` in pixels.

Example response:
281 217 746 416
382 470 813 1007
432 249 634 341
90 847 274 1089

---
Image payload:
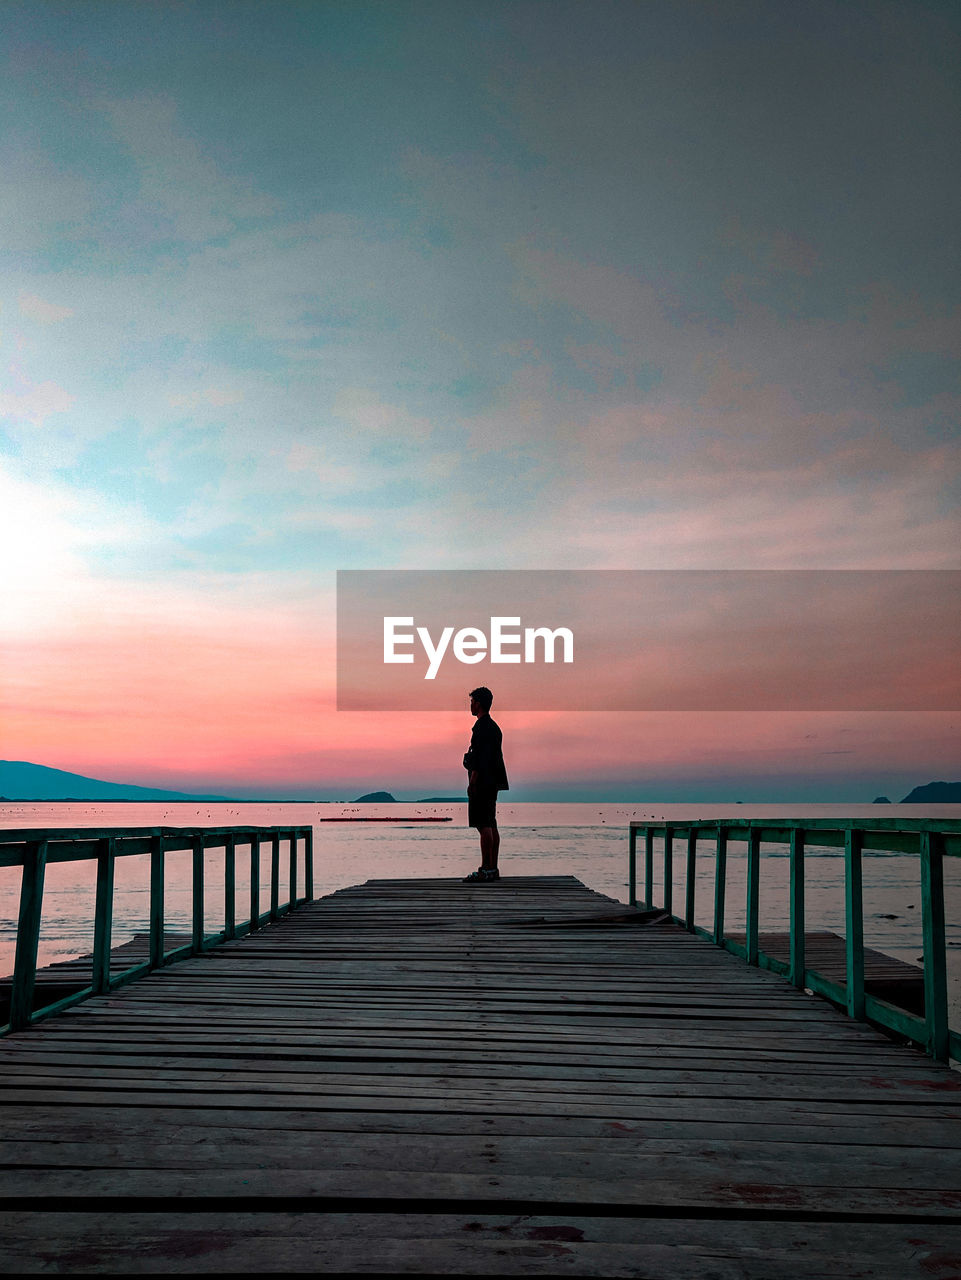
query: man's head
469 686 493 716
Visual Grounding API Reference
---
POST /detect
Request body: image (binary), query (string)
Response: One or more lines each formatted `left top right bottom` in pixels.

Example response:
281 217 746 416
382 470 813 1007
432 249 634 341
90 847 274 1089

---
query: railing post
716 824 726 947
192 835 205 953
684 830 697 931
149 834 165 969
746 827 760 965
249 834 260 930
270 832 280 920
713 826 727 944
225 834 236 939
844 828 865 1019
628 826 638 907
920 831 949 1061
92 836 115 994
305 826 314 901
663 826 674 917
10 840 48 1031
788 828 805 989
289 831 297 907
644 829 654 910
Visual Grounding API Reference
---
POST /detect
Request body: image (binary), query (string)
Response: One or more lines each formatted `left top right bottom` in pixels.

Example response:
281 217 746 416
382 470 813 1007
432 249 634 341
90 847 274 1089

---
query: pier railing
629 818 961 1063
0 825 313 1035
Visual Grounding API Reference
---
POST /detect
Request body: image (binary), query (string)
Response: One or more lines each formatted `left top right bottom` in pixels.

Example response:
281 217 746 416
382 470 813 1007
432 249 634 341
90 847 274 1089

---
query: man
462 686 509 882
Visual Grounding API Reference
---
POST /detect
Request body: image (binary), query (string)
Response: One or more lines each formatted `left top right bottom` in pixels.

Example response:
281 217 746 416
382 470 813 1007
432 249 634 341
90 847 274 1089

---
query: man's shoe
463 867 499 882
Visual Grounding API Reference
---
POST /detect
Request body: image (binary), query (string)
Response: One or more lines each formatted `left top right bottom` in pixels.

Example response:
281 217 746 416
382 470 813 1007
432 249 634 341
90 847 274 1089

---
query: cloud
547 453 961 569
0 367 75 427
98 94 277 245
18 293 74 324
331 388 434 442
719 218 821 278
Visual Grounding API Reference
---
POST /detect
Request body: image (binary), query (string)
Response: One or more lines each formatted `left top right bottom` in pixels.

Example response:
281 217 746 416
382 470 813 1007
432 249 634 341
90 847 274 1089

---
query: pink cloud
0 368 74 426
18 292 74 324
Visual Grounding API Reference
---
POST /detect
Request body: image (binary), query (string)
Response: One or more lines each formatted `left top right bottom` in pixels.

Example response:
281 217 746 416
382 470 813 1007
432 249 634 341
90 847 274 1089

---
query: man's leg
477 822 500 872
479 826 495 870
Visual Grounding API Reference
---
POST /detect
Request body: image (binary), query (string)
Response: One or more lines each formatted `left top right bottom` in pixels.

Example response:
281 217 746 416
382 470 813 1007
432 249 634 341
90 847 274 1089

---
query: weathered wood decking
1 875 961 1276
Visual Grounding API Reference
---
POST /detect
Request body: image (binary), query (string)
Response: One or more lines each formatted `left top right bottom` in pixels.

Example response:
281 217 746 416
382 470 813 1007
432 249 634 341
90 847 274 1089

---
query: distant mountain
901 780 961 803
873 796 891 804
353 791 396 802
418 797 464 802
0 760 235 802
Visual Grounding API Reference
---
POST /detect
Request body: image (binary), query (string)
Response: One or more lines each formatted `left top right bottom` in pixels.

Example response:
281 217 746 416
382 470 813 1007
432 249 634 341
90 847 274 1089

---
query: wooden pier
2 875 961 1276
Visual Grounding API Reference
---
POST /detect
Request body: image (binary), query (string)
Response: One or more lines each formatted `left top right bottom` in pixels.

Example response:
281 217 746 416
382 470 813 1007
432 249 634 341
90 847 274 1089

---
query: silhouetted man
462 686 509 882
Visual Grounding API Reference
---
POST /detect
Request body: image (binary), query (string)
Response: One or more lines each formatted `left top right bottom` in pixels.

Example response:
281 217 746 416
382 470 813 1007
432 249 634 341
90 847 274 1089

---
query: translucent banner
336 570 961 711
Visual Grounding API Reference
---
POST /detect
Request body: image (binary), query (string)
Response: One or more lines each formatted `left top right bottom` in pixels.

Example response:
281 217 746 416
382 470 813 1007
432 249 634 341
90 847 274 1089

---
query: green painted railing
0 825 313 1035
629 818 961 1064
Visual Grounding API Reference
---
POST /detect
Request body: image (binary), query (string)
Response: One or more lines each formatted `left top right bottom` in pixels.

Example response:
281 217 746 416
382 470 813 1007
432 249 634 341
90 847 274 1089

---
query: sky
1 0 959 802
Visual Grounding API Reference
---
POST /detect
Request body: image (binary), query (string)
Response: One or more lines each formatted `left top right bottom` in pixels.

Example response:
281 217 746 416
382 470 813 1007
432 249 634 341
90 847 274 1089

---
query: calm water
3 800 960 1023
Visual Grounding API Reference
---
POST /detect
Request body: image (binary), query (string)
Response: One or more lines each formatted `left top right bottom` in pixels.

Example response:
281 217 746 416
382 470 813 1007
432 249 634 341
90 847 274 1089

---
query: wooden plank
3 1062 957 1101
6 1104 961 1145
8 1114 961 1177
2 1165 961 1216
40 1003 909 1037
7 1133 961 1171
3 1212 958 1277
12 1038 928 1074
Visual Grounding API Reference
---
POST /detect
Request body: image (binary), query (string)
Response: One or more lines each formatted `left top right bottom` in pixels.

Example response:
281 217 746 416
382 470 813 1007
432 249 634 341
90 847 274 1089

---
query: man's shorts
468 787 498 829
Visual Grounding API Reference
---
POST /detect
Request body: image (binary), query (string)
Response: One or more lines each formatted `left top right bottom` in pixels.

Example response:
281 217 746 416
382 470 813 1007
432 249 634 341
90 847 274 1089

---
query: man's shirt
464 715 509 791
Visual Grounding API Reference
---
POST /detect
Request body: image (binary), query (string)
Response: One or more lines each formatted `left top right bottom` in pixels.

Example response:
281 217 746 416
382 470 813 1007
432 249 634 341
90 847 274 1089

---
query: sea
2 800 961 1025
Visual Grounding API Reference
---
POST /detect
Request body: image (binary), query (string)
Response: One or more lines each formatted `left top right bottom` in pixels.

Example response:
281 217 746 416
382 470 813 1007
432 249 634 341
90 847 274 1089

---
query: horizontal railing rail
0 825 314 1035
628 817 961 1064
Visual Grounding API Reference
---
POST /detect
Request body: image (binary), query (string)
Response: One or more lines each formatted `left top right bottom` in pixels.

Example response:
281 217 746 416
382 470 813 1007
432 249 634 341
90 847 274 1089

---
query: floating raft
319 816 453 822
1 875 960 1275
